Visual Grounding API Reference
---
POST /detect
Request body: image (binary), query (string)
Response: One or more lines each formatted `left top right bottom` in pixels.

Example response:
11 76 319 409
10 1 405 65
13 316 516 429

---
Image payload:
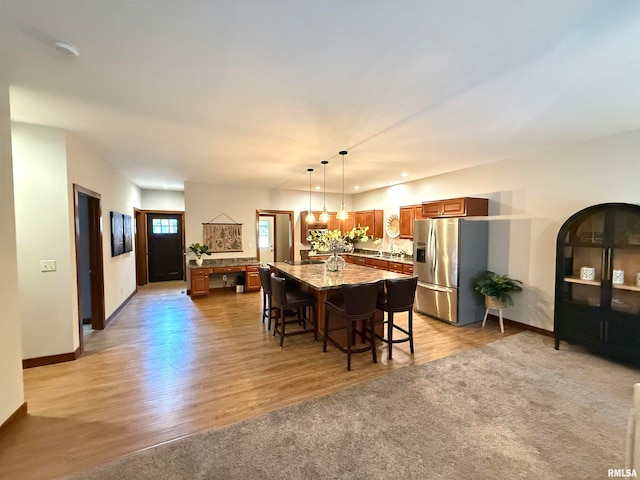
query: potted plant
474 270 523 309
189 242 211 266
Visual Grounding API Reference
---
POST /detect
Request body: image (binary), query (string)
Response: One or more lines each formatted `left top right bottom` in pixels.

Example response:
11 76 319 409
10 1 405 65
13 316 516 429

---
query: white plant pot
195 258 203 266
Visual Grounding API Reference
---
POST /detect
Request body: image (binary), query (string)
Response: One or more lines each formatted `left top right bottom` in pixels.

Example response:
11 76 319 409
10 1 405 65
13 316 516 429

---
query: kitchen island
269 261 411 346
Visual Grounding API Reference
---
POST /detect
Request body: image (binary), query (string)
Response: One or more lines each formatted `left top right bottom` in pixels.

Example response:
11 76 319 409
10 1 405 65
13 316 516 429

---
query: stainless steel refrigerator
413 218 488 326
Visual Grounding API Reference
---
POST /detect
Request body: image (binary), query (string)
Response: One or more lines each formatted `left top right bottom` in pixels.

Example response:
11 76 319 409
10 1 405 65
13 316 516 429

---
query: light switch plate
40 260 56 272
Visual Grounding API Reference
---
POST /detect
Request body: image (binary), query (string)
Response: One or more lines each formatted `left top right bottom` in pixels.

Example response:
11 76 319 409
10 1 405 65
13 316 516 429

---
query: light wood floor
0 281 520 480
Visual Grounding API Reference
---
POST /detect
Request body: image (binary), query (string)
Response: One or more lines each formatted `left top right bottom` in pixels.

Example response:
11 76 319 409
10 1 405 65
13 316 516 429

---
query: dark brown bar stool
375 276 418 359
258 266 274 329
270 273 317 347
323 281 381 371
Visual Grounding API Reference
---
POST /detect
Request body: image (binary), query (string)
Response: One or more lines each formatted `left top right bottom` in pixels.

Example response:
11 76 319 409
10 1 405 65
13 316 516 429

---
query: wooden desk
190 263 260 297
269 262 410 346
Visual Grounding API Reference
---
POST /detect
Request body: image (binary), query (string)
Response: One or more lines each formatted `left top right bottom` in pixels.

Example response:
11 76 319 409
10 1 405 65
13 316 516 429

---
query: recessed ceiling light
52 40 80 57
353 185 360 190
400 172 408 178
315 185 321 190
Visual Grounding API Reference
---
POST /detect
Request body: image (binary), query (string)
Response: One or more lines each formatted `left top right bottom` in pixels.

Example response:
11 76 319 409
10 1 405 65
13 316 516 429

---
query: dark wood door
147 213 184 282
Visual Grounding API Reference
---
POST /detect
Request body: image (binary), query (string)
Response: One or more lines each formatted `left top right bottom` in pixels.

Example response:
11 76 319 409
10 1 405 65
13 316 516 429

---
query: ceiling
1 1 639 194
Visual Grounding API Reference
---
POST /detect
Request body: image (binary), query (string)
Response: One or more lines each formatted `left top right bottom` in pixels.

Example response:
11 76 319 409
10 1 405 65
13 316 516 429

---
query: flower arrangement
308 226 372 255
189 242 211 259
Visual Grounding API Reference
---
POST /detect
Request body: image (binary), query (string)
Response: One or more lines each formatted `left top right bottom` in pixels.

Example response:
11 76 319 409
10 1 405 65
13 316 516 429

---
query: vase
325 252 345 272
196 258 203 266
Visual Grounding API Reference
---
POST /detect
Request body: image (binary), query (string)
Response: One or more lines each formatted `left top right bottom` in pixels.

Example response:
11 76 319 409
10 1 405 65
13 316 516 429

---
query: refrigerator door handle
429 223 436 276
417 281 456 293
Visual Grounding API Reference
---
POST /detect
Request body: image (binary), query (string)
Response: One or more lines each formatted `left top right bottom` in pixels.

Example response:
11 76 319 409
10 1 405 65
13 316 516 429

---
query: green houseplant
189 242 211 265
474 270 523 308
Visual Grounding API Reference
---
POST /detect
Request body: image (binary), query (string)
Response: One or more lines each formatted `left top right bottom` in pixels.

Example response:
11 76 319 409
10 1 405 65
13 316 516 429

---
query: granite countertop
189 257 259 268
269 261 410 291
305 250 413 265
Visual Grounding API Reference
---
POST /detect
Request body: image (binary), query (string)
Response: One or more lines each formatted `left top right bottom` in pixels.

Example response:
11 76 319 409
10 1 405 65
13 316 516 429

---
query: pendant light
336 151 349 220
319 160 330 223
305 168 316 223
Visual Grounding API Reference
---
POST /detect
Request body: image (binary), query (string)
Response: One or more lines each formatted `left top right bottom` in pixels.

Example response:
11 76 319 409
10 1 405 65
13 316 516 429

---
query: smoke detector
52 41 80 57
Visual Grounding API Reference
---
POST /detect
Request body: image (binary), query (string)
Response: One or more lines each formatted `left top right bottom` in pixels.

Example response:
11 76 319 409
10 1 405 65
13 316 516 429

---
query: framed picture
123 214 133 253
203 223 242 252
110 211 124 256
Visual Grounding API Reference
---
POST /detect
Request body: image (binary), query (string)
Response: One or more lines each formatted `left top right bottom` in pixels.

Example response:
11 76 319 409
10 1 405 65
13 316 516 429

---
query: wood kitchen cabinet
245 265 261 292
300 211 328 244
388 261 405 273
399 204 424 239
354 210 384 238
365 257 388 270
421 197 488 218
190 268 210 297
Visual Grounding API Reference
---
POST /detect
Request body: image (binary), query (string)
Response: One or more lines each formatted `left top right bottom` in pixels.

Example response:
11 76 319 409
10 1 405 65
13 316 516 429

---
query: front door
147 213 184 282
258 216 275 263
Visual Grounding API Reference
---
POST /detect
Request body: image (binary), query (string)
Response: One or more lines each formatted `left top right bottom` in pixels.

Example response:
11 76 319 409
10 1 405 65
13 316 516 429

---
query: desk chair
323 281 381 371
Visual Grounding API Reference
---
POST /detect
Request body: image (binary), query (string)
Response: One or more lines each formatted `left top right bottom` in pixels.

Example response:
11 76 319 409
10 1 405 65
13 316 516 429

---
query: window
152 218 178 234
258 220 270 248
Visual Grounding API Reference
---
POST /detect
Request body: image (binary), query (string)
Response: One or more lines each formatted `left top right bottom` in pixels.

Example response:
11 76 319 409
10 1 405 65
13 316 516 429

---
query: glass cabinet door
558 208 605 307
610 207 640 314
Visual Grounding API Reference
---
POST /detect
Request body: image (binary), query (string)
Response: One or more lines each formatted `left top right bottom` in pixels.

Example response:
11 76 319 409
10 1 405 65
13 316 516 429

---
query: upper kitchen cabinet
554 203 640 365
300 211 327 244
354 210 384 238
327 212 341 231
399 204 424 239
421 197 488 218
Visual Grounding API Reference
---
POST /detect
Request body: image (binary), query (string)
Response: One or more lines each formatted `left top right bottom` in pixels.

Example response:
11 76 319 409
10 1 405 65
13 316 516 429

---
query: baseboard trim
0 402 27 437
486 313 553 337
22 290 137 369
105 288 137 327
23 346 82 369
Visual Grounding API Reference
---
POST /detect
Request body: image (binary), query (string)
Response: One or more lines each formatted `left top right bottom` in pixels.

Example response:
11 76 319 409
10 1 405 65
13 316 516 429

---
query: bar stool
375 276 418 359
258 266 274 329
323 281 381 371
270 273 317 347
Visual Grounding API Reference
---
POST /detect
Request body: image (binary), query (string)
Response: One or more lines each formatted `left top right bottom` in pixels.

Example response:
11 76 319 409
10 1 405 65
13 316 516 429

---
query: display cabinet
554 203 640 365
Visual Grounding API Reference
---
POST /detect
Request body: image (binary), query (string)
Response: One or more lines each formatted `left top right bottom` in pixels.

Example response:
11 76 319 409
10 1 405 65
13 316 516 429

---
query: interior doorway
256 210 294 263
73 185 106 350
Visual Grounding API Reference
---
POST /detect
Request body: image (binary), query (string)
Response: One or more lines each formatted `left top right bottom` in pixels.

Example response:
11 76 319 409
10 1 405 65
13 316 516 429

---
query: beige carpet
60 332 639 480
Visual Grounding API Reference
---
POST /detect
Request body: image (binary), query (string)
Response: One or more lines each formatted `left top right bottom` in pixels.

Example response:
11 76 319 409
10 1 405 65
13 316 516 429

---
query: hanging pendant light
319 160 330 223
305 168 316 223
336 151 349 220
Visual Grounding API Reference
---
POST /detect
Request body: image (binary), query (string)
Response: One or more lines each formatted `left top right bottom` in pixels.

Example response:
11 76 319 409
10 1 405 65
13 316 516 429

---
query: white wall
141 189 185 211
184 181 349 262
12 124 77 359
355 130 640 331
0 78 24 425
66 133 141 321
11 124 140 360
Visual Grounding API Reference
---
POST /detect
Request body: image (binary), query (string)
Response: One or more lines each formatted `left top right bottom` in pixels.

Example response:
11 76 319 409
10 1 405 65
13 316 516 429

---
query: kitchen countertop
305 250 413 265
269 261 409 291
189 257 259 268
